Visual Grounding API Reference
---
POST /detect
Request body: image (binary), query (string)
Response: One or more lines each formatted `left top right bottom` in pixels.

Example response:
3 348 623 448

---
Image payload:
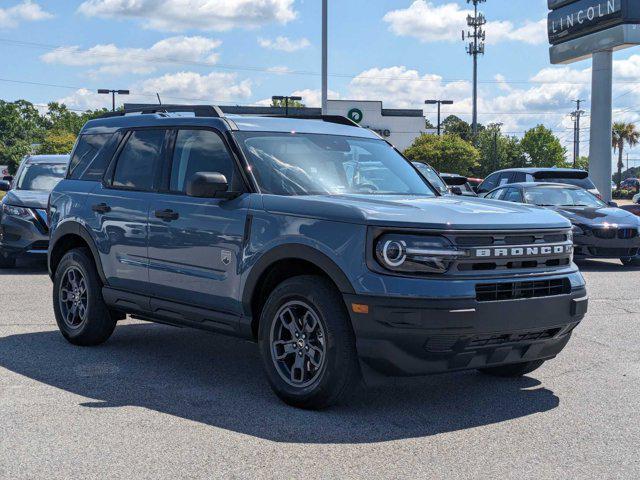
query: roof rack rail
263 114 361 128
101 104 224 119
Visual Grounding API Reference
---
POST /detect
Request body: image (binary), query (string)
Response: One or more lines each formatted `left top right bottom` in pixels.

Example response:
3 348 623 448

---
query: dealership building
222 100 431 151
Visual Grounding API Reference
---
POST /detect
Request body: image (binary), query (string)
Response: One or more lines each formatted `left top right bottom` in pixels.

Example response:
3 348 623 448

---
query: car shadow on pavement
0 257 48 275
576 259 640 272
0 323 559 444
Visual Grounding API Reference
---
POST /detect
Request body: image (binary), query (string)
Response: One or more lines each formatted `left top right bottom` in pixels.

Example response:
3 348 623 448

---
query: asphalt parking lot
0 258 639 479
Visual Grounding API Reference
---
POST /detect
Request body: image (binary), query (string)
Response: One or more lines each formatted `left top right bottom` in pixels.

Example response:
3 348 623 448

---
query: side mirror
450 186 463 196
0 180 11 192
608 201 619 208
186 172 228 198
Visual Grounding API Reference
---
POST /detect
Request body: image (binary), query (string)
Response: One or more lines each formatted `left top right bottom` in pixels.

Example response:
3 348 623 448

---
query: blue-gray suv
48 105 588 409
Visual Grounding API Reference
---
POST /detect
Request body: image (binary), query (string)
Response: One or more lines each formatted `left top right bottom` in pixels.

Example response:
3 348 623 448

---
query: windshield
412 162 448 195
16 163 67 191
236 132 435 197
524 187 606 208
536 176 596 190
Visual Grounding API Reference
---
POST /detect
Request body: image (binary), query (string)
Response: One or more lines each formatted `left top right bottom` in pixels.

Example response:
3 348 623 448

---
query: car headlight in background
571 224 584 236
1 203 32 219
375 234 464 274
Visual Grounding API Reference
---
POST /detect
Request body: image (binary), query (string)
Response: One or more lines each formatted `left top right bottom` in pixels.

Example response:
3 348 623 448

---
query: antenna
463 0 487 138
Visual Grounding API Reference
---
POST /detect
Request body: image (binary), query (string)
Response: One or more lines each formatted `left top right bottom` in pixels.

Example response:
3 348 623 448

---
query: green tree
404 133 480 176
0 100 44 173
36 131 77 155
520 125 566 168
441 115 484 143
271 98 305 109
612 122 640 189
475 124 527 177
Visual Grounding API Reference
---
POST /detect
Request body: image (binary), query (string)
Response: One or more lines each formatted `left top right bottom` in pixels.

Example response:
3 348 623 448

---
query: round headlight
382 239 407 267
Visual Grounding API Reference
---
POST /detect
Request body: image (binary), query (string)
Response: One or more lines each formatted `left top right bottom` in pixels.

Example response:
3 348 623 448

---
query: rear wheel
478 360 545 378
0 250 16 268
258 275 360 409
53 248 116 346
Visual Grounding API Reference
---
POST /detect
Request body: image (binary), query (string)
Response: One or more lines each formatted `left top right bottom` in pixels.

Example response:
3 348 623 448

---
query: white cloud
140 71 252 103
58 71 252 111
77 0 296 32
41 36 222 77
347 66 470 109
0 1 52 28
383 1 546 45
258 36 310 52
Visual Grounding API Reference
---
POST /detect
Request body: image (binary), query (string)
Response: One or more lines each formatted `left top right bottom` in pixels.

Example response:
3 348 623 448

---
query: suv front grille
591 227 637 240
448 230 573 274
475 278 571 302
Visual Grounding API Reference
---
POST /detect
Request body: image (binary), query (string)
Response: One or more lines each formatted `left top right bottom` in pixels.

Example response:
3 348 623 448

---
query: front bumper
574 233 640 259
0 213 49 257
345 287 587 380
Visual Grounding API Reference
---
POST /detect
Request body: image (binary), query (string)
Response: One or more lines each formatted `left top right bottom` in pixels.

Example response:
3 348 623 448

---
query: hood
2 189 49 209
262 194 571 230
550 206 640 227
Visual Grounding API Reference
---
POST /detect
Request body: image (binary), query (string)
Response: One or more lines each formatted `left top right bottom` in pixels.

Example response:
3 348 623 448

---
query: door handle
154 209 179 221
92 203 111 214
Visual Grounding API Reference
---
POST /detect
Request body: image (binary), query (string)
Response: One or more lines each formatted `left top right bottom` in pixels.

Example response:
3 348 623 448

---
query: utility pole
97 89 130 112
463 0 486 138
425 99 454 135
321 0 328 114
571 99 586 168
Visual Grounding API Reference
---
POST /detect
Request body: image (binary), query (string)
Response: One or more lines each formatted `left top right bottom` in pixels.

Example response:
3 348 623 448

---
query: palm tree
612 122 640 189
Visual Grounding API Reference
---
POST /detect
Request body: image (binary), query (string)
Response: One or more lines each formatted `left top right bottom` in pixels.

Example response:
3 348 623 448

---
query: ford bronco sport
48 105 588 409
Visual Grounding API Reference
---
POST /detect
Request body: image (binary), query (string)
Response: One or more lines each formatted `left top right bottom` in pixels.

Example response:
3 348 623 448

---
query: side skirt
102 287 254 340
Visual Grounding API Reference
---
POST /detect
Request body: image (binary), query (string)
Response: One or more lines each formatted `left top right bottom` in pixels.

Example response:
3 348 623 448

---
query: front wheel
53 248 117 346
258 275 361 409
478 360 545 378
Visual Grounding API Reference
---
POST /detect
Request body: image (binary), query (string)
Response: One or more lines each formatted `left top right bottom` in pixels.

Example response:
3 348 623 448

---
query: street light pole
98 89 130 112
425 100 454 135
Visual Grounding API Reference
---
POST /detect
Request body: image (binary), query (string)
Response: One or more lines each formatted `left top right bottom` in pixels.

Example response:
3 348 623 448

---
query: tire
52 248 116 346
0 250 16 268
258 275 361 409
478 360 545 378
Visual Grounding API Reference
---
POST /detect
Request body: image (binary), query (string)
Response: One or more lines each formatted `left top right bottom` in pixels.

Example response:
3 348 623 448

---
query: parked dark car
486 182 640 265
477 168 600 198
0 155 70 267
440 173 478 197
411 161 449 195
47 105 587 409
620 203 640 217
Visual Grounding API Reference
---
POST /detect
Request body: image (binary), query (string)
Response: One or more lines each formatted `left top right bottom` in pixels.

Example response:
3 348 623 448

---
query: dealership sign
549 0 640 63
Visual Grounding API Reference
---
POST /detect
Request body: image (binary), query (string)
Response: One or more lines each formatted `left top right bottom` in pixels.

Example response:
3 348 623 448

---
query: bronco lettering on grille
474 244 573 258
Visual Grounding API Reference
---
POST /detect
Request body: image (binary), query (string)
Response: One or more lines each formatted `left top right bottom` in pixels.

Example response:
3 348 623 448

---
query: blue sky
2 0 640 159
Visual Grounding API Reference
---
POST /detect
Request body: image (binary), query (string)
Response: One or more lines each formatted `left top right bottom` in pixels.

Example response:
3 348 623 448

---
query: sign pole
589 50 613 202
321 0 328 115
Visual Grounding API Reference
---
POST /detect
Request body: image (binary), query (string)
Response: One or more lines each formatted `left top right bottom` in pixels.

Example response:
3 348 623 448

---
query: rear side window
538 176 596 190
68 134 113 180
503 188 523 203
112 130 165 191
170 129 235 193
479 173 499 193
